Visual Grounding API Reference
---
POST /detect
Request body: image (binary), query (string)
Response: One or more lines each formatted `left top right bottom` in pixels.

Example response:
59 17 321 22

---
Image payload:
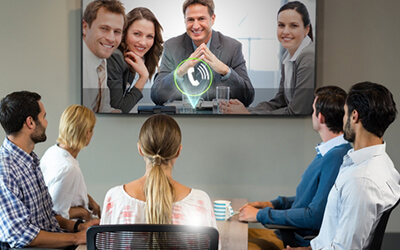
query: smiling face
277 9 310 56
83 7 124 59
125 19 155 58
185 4 215 47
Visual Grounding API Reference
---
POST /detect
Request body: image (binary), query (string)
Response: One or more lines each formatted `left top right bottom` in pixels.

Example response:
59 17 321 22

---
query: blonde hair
139 114 181 224
57 105 96 151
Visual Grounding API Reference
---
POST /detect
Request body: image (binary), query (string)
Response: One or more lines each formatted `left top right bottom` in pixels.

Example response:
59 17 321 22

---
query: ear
318 112 325 124
82 20 88 38
137 142 144 156
352 109 360 123
211 14 216 26
305 24 310 38
25 116 35 129
175 145 182 158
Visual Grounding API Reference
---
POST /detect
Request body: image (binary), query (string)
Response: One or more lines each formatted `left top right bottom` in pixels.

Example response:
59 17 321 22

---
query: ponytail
144 155 175 224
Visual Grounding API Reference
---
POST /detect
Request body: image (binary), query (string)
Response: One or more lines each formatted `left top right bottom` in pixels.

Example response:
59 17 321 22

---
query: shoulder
107 49 126 69
164 33 187 48
297 42 315 61
190 189 212 202
213 30 241 47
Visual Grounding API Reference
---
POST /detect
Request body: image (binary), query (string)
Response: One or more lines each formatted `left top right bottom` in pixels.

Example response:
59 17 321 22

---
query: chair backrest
86 224 219 250
367 198 400 250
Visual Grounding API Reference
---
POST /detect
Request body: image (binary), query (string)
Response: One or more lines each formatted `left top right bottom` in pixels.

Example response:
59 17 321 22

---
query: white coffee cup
214 200 234 221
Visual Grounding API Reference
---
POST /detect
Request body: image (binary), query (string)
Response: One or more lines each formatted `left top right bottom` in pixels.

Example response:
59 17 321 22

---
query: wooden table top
213 198 249 250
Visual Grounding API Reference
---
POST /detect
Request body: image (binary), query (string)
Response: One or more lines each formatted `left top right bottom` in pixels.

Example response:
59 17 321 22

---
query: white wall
0 0 399 232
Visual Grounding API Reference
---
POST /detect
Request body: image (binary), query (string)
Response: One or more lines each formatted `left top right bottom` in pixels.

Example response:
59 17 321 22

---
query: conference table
76 198 248 250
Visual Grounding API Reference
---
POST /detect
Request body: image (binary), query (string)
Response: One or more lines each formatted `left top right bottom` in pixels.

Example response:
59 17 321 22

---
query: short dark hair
346 82 397 138
182 0 215 17
0 91 42 135
314 86 347 133
83 0 126 28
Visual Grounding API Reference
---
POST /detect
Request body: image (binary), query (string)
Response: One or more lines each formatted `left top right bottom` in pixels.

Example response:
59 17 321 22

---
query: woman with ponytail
100 114 217 230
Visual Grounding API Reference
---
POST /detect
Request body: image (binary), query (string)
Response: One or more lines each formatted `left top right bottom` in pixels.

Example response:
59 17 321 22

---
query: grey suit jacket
107 49 143 113
248 42 315 115
151 30 254 106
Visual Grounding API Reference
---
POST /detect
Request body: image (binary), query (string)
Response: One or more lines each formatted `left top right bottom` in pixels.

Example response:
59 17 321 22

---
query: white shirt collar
343 142 386 167
83 40 105 69
315 134 348 156
283 35 312 63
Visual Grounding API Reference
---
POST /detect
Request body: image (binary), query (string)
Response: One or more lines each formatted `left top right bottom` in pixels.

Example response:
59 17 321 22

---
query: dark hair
182 0 215 17
119 7 164 79
346 82 397 138
314 86 347 133
83 0 126 29
278 1 313 41
0 91 42 135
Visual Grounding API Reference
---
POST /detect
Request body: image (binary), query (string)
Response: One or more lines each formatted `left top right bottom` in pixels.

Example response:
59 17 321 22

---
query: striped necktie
94 60 106 113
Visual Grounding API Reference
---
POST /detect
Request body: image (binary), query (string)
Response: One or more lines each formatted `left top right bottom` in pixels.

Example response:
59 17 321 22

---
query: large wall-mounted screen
82 0 316 116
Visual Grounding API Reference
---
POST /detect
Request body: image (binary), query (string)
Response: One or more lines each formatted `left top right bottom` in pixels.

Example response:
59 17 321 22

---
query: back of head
314 86 347 133
278 0 313 41
0 91 41 135
57 105 96 151
83 0 126 28
346 81 397 138
139 114 182 224
182 0 215 17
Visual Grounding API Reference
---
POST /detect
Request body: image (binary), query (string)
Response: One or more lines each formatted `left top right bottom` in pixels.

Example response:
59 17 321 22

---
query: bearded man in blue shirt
239 86 352 249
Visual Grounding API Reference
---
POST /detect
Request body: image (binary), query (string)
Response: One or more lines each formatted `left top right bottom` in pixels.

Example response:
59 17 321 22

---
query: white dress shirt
82 40 113 112
40 145 89 219
311 142 400 249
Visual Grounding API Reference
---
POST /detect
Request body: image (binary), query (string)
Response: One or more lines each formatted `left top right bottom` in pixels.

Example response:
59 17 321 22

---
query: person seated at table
239 86 352 249
101 114 217 229
40 105 101 221
222 1 315 115
107 7 164 113
287 82 400 250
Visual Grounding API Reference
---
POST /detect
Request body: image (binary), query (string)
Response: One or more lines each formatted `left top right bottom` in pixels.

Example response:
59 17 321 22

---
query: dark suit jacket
151 30 254 106
107 49 143 113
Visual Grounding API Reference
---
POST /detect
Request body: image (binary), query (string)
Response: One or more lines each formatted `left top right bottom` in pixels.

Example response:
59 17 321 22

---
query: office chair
86 224 219 250
264 197 400 250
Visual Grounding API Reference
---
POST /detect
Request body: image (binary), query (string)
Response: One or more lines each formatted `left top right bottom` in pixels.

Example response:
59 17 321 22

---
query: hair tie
152 154 163 166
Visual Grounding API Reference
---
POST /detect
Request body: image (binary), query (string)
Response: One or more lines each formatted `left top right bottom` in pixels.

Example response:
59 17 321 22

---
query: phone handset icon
188 67 200 87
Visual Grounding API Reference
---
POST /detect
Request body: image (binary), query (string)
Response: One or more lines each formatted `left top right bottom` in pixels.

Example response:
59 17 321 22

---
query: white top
40 144 89 219
311 143 400 250
82 40 113 112
101 185 218 230
283 36 312 102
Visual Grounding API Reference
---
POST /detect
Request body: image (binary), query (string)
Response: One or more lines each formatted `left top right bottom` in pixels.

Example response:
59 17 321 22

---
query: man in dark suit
151 0 254 107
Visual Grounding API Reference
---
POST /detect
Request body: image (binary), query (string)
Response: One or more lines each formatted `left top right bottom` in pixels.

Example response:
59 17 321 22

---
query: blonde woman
40 105 100 221
101 114 217 229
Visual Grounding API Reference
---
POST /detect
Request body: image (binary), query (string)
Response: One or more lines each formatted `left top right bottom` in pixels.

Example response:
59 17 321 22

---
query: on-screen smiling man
82 0 126 113
151 0 254 107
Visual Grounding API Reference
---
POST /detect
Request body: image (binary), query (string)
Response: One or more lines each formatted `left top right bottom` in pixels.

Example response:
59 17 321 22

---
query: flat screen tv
81 0 316 116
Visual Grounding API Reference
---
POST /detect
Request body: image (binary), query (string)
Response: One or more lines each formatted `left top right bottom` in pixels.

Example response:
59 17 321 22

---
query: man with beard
0 91 99 249
287 82 400 250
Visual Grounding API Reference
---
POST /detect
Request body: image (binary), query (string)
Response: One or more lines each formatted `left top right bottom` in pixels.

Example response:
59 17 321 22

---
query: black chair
264 198 400 250
86 224 219 250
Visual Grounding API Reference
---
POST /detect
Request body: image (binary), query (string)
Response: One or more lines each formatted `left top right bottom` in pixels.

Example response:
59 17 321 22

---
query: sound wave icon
197 63 210 80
